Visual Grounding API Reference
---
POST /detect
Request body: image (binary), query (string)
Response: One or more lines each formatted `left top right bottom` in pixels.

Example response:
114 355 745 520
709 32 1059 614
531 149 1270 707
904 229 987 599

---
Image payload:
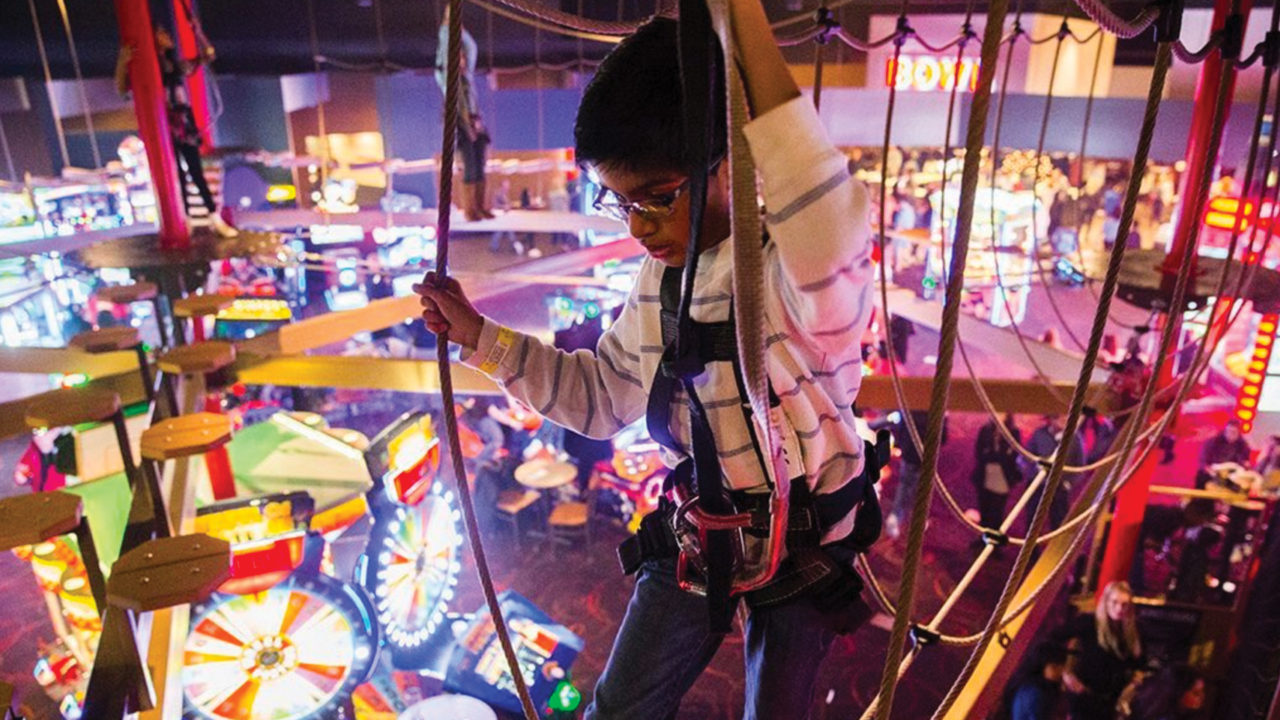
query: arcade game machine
358 411 465 673
927 185 1036 328
181 490 381 720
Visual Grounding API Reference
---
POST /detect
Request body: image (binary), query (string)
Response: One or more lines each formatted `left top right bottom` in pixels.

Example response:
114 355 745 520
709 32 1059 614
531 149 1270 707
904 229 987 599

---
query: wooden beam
239 238 644 356
234 354 501 395
0 371 146 441
0 347 139 376
857 375 1107 415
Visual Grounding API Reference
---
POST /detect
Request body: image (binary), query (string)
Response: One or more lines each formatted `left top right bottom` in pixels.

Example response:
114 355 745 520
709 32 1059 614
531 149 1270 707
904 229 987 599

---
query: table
515 459 578 490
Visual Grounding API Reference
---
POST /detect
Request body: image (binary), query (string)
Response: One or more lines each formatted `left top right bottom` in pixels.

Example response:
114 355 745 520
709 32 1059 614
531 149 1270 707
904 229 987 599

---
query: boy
416 0 875 715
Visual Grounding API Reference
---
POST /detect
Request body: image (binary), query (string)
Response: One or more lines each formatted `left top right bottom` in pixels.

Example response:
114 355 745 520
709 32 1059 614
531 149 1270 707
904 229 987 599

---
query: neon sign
1237 314 1278 432
884 55 980 93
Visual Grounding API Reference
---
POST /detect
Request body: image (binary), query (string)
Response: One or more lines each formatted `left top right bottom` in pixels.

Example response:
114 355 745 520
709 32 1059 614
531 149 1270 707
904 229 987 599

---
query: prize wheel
363 479 464 669
182 573 379 720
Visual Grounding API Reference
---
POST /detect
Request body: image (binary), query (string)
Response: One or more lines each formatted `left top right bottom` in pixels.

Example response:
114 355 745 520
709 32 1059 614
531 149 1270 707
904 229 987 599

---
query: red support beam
1096 0 1251 596
172 0 214 154
114 0 190 250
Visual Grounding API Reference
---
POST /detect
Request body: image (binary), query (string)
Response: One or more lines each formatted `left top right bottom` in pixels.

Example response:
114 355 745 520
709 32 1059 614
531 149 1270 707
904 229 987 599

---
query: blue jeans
585 558 844 720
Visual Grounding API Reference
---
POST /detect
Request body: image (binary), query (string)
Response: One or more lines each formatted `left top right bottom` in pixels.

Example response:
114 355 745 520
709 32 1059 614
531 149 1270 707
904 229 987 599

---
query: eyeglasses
593 180 689 223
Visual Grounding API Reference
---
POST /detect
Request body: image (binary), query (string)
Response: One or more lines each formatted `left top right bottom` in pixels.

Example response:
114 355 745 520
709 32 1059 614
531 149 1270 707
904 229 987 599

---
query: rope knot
1155 0 1185 44
981 529 1010 547
909 625 941 648
1264 31 1280 69
814 6 837 45
894 15 913 46
1057 18 1071 41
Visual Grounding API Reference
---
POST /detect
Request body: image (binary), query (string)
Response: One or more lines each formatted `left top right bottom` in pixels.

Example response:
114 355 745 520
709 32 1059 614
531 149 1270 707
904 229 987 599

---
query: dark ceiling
0 0 1246 80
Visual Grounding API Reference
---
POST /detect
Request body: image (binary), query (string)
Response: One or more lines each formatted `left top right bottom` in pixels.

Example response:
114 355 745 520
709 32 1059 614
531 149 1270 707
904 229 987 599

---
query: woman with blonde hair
1061 581 1145 718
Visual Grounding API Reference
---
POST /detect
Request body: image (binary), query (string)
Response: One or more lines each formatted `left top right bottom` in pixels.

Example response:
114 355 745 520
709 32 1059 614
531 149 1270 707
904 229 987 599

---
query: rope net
288 0 1269 715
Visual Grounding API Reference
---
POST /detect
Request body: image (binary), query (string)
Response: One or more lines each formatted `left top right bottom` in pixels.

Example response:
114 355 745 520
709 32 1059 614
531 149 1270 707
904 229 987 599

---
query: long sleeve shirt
435 25 480 118
462 96 876 543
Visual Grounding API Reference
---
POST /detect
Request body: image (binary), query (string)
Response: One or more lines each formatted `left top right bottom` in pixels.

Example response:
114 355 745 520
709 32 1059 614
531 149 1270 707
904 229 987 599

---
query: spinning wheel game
182 573 379 720
363 479 464 669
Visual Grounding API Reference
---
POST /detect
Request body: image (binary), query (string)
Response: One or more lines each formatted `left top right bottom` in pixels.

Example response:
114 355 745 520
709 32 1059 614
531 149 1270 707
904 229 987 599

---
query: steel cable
430 0 539 715
872 0 1010 716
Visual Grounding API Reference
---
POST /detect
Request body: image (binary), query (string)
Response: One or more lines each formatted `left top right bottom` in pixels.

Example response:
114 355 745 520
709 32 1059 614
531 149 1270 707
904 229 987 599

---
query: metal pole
1094 0 1251 595
113 0 190 249
172 0 214 153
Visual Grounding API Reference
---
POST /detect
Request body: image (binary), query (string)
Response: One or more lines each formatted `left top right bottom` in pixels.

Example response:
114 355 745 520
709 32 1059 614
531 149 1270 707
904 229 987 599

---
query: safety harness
613 0 883 633
617 263 888 628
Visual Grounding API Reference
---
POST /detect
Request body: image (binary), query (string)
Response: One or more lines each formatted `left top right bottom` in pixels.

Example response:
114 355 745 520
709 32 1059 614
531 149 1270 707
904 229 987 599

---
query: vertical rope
27 0 70 169
812 36 826 110
432 0 538 715
306 0 331 205
0 114 16 182
934 0 976 285
930 42 1182 719
1073 36 1107 298
872 1 1009 717
55 0 101 168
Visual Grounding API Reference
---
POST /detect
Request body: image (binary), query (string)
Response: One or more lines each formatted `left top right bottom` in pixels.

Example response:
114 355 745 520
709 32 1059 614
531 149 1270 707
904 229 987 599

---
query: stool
141 413 235 514
172 294 234 345
547 486 598 551
96 282 171 349
0 491 105 615
70 326 157 405
85 533 230 719
155 340 237 418
494 489 543 550
26 388 166 552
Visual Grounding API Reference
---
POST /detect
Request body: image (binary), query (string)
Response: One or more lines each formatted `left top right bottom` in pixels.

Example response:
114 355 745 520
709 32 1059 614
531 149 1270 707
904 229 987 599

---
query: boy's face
593 162 730 268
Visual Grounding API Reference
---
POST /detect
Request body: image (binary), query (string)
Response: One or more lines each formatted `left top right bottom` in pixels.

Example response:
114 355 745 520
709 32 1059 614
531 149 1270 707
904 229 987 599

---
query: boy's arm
728 0 800 116
463 305 649 440
417 271 649 439
733 0 876 348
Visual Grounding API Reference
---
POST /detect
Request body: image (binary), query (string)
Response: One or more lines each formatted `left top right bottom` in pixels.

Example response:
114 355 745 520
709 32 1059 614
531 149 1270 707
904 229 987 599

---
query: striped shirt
463 96 876 543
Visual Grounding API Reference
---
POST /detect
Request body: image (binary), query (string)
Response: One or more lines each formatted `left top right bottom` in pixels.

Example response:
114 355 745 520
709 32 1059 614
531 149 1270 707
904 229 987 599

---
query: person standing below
996 643 1069 720
1020 414 1084 530
971 414 1022 541
115 28 237 237
888 410 945 540
1196 419 1252 488
436 7 493 222
1060 581 1146 719
416 3 878 715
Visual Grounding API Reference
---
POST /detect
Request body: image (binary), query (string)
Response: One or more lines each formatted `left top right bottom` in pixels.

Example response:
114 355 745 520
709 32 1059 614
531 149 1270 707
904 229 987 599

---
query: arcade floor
0 382 1223 719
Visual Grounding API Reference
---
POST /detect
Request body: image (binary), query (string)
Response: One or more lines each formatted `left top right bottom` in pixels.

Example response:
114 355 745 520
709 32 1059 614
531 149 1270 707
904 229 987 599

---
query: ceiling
0 0 1257 80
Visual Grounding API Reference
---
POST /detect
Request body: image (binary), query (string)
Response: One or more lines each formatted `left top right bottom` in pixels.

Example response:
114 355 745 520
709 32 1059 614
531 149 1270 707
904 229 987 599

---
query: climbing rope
0 115 15 182
431 0 538 716
305 0 332 207
26 0 70 169
1026 19 1092 352
1072 0 1161 38
931 36 1193 718
54 0 101 168
983 9 1076 406
872 1 1010 717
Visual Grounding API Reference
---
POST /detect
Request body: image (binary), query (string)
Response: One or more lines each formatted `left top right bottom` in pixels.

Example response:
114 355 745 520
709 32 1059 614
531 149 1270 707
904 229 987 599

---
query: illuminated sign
215 298 293 322
885 55 981 93
194 492 315 595
1236 314 1278 432
310 223 365 245
1203 195 1277 236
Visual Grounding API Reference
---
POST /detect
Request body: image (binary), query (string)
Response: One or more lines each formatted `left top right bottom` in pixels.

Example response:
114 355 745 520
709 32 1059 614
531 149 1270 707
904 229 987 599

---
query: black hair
574 16 726 174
